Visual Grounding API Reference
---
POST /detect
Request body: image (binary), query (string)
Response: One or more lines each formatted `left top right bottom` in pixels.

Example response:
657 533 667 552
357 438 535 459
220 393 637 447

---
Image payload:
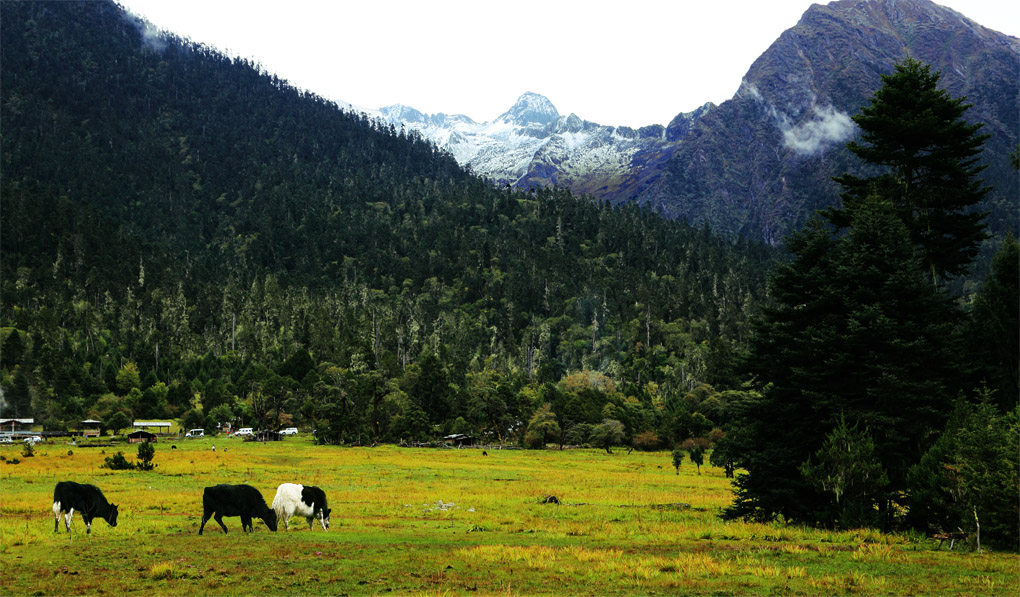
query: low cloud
742 82 856 156
124 13 167 52
781 103 855 155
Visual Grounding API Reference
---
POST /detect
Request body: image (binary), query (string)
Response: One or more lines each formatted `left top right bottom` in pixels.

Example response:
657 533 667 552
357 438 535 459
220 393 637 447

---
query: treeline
0 2 771 452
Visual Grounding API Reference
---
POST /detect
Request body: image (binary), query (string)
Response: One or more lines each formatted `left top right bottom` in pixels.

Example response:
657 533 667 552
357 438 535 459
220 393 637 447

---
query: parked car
185 429 205 438
23 435 42 444
235 427 254 437
280 427 299 436
0 435 13 443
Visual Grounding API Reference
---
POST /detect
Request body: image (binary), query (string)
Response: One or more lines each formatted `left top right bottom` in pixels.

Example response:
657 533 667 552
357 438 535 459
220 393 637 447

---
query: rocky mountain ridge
379 92 713 198
637 0 1019 242
380 0 1019 243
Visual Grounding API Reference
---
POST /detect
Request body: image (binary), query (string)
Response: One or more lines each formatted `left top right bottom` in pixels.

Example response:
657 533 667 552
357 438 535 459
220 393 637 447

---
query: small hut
128 430 157 444
443 433 476 447
256 429 282 442
80 419 101 438
0 418 34 433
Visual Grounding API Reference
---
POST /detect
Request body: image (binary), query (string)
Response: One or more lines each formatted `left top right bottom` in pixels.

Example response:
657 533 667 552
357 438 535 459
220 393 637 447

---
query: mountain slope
0 0 774 431
639 0 1019 242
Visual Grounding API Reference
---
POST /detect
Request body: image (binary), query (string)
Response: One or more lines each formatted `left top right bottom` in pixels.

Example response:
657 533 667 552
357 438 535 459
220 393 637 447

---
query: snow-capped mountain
379 92 712 200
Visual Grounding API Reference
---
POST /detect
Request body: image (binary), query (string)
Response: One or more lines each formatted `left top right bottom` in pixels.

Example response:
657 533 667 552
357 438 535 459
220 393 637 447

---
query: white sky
117 0 1019 128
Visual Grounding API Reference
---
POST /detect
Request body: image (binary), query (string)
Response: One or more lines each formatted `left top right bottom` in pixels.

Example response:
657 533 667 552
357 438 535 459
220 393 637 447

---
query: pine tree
829 58 990 285
967 235 1020 409
799 415 889 529
728 198 962 524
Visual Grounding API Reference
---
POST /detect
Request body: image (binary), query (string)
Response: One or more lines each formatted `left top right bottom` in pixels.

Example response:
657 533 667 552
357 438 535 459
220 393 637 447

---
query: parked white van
235 427 254 437
185 429 204 438
280 427 299 436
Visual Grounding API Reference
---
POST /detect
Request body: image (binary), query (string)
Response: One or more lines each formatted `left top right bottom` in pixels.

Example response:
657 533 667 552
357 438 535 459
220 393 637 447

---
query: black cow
198 484 278 535
52 481 119 535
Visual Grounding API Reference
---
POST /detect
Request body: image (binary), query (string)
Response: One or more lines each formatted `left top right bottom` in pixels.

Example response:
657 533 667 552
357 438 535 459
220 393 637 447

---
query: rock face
379 93 713 201
637 0 1019 242
383 0 1018 243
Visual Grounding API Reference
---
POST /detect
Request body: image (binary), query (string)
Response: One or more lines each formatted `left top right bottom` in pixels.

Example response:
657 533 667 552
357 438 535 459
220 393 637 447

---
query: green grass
1 439 1016 595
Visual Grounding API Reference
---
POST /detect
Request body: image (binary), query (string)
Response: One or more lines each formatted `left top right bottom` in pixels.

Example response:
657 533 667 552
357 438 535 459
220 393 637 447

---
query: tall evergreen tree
967 234 1020 409
728 197 961 525
829 58 990 285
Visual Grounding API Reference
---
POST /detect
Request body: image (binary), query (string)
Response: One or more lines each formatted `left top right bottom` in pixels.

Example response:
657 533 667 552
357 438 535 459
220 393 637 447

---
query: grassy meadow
1 437 1016 595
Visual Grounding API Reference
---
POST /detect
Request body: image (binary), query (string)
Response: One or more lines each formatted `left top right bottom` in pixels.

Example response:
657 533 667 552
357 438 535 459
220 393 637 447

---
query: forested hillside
0 1 772 447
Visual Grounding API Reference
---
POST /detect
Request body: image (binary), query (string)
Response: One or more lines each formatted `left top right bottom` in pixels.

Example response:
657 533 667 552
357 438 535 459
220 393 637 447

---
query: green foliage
101 451 134 470
906 394 1019 548
830 58 990 284
590 419 625 453
106 411 131 435
136 441 156 471
729 198 963 524
671 448 684 475
180 409 205 433
115 362 142 395
524 403 560 449
799 415 889 529
967 234 1020 408
685 442 706 475
20 442 35 458
206 404 235 431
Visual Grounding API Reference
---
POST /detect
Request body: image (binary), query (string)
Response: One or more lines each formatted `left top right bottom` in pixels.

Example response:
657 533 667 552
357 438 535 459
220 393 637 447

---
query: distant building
443 433 476 447
0 418 34 432
80 419 101 437
256 430 282 442
133 421 172 435
128 430 157 443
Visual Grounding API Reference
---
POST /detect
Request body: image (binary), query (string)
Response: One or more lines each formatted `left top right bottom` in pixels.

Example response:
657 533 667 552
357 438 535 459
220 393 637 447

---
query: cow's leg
83 514 93 535
214 513 228 534
53 502 61 532
241 515 252 532
199 510 211 535
64 509 75 533
308 516 314 531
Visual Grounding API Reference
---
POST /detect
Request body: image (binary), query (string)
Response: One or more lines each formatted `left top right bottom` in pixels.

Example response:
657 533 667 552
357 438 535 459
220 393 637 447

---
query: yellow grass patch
1 441 1018 595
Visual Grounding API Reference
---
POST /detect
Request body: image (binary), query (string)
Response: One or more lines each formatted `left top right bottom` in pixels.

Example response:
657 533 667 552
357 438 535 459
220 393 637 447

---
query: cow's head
263 509 278 532
107 504 119 527
322 507 332 530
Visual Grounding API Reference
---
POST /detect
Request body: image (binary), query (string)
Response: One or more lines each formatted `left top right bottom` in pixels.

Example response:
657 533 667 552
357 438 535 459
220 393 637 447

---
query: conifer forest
1 2 1016 546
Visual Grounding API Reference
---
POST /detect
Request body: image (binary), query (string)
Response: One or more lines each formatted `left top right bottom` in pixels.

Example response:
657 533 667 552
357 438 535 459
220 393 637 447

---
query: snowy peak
497 92 560 127
378 92 711 203
379 104 425 124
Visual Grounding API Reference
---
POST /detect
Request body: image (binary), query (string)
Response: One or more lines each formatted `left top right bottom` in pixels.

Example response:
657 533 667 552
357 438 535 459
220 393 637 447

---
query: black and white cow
198 484 278 535
272 483 331 531
52 481 119 535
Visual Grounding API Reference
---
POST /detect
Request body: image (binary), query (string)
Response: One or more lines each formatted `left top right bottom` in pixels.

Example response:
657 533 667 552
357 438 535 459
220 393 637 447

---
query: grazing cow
198 484 278 535
52 481 119 535
272 483 331 531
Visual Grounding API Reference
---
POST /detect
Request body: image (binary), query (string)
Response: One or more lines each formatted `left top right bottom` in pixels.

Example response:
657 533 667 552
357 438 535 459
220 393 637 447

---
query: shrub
632 430 660 451
524 429 546 449
101 451 134 470
136 441 156 470
671 448 684 475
